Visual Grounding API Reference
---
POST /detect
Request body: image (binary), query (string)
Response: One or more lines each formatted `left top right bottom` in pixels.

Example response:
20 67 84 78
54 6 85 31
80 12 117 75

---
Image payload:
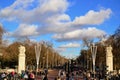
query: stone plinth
18 45 26 74
106 45 113 72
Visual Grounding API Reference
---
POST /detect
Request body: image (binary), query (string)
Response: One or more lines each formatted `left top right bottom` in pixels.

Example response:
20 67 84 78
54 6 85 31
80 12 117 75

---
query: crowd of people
0 70 35 80
54 69 83 80
0 69 120 80
54 69 120 80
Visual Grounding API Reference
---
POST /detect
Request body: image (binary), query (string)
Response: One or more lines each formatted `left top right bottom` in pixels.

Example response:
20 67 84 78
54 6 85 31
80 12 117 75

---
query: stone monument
106 45 113 72
18 45 26 74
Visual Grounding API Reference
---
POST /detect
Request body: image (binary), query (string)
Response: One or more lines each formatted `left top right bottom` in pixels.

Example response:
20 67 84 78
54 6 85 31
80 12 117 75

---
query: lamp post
89 57 92 72
52 50 55 68
46 48 48 69
35 43 42 78
44 41 53 69
90 43 97 78
42 57 45 68
0 53 3 70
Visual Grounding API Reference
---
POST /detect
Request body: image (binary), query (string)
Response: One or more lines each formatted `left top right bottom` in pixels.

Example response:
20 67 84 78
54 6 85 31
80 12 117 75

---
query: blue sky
0 0 120 58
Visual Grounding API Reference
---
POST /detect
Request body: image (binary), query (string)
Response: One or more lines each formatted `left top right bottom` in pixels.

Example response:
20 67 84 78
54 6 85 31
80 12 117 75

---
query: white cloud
0 0 69 23
73 9 112 25
39 0 69 14
59 42 80 48
10 0 34 9
53 27 106 41
0 0 112 40
2 39 12 46
37 9 111 35
46 14 71 23
8 24 38 37
55 47 66 53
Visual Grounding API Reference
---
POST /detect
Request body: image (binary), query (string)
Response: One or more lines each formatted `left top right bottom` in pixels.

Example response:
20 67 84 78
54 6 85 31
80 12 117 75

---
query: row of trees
77 25 120 71
1 40 67 68
0 26 67 69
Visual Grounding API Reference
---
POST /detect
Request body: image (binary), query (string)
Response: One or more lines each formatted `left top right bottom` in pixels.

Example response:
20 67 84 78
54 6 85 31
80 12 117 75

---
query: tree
112 25 120 69
0 24 5 44
114 25 120 47
3 42 22 67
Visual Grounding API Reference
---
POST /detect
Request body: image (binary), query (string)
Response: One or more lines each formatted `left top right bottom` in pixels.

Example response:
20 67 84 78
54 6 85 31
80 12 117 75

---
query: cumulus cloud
0 0 112 40
73 9 112 25
0 0 69 23
8 24 38 37
53 27 106 41
37 9 111 35
59 42 80 48
39 0 69 14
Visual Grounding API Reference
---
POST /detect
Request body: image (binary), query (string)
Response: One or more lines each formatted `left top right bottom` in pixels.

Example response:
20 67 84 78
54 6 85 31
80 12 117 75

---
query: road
36 69 83 80
35 69 59 80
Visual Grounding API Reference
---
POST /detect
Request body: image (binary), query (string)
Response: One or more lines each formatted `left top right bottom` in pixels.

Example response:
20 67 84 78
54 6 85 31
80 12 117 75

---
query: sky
0 0 120 59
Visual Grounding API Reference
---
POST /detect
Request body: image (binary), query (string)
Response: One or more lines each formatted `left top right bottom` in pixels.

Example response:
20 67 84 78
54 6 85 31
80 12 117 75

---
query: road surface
36 69 83 80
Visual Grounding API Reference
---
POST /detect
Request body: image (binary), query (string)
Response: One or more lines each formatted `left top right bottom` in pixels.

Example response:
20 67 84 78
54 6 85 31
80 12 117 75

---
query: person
21 72 24 79
24 73 28 80
57 76 61 80
41 72 45 80
60 71 64 79
44 69 48 75
54 77 57 80
70 72 74 80
28 72 35 80
43 74 48 80
66 73 69 80
58 70 62 77
87 72 91 80
1 72 6 80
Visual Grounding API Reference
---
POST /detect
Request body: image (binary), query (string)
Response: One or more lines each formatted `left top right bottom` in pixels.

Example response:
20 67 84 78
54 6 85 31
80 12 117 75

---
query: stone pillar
106 45 113 72
18 45 26 74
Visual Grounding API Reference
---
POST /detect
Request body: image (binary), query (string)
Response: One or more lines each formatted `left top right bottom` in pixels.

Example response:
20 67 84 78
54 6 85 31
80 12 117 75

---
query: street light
51 50 56 68
90 43 97 78
0 53 3 70
35 43 42 78
44 41 53 69
46 47 48 69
